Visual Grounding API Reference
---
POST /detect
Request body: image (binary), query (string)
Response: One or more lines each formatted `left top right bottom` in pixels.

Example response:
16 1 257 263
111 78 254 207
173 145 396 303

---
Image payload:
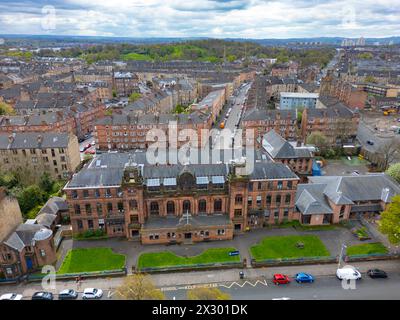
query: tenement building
0 132 80 180
63 152 300 244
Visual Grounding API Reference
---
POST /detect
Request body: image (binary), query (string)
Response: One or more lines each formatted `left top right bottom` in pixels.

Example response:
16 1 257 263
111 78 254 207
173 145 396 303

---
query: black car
58 289 78 300
31 292 54 300
367 269 388 279
366 140 375 145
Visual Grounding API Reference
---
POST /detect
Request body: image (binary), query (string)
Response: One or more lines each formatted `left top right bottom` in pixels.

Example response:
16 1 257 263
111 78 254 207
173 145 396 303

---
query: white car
336 268 362 280
82 288 103 300
0 293 23 300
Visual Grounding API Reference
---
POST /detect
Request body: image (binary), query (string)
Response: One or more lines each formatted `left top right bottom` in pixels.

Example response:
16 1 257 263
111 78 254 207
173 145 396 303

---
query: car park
273 274 291 285
31 292 54 300
0 293 23 300
367 269 388 279
82 288 103 300
295 273 315 283
58 289 78 300
336 267 362 280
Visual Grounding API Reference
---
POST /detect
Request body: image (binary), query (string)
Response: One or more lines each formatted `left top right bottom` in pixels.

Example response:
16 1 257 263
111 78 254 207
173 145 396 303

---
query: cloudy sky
0 0 399 38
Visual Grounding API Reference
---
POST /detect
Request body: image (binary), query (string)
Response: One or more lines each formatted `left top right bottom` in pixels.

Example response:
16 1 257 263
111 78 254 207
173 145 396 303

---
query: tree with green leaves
128 92 142 103
116 274 165 300
0 102 16 116
379 195 400 244
15 185 46 215
39 172 54 194
187 287 231 300
386 163 400 184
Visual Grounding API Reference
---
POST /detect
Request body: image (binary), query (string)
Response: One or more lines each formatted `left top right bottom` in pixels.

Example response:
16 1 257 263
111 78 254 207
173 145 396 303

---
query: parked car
367 269 388 279
295 273 315 283
31 292 54 300
0 293 23 300
58 289 78 300
79 146 86 153
273 274 291 285
336 268 362 280
85 143 92 149
82 288 103 300
85 149 96 155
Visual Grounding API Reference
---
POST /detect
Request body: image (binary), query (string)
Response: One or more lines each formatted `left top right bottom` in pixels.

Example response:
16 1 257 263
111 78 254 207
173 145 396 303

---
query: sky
0 0 399 39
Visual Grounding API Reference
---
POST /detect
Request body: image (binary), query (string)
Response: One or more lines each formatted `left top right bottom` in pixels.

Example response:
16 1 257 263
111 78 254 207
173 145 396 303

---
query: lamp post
338 243 347 268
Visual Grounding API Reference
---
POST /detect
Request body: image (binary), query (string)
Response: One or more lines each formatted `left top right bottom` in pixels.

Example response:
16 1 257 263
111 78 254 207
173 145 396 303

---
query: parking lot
361 110 400 137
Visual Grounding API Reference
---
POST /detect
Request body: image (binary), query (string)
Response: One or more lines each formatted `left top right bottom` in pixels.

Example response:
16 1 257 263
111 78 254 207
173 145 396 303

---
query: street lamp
338 243 347 268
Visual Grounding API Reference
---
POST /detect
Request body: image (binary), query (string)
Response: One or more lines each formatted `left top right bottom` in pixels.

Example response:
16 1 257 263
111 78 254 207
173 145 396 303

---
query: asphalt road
163 273 400 300
78 134 96 160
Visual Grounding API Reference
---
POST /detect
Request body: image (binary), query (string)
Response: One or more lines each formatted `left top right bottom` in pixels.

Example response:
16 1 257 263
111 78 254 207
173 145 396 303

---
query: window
106 189 112 197
235 195 243 205
85 204 92 215
285 194 291 204
214 199 222 212
60 156 66 162
284 209 289 218
277 181 283 190
256 195 262 206
150 202 159 215
118 202 124 213
248 197 253 207
183 200 191 213
96 203 103 215
217 229 225 235
266 195 272 206
198 200 207 213
72 191 78 199
83 190 89 198
276 195 281 206
88 220 94 229
167 201 175 215
95 189 101 198
234 209 242 217
107 203 113 213
74 204 81 215
287 181 293 189
77 220 83 230
130 200 138 210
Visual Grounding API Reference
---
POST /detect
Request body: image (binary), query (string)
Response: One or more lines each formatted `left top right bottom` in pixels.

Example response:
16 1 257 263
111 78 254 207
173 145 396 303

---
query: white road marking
219 279 268 289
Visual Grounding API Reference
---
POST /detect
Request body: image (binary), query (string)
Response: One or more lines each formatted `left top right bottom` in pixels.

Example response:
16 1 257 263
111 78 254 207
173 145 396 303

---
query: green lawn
347 243 388 256
340 156 369 166
250 235 330 261
58 248 126 274
137 248 240 270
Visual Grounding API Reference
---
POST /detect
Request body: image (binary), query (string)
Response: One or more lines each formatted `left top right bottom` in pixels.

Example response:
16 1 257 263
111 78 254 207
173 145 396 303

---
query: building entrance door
184 233 192 239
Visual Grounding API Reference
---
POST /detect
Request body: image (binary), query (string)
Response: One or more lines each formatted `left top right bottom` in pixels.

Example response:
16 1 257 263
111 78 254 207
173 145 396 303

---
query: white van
336 267 362 280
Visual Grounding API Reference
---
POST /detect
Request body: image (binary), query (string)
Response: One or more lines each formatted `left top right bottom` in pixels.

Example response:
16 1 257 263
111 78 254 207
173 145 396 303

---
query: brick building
63 153 300 244
0 132 80 180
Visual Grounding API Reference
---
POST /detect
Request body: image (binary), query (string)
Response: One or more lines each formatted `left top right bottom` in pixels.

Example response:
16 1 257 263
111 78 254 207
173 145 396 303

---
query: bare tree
116 274 165 300
378 139 400 171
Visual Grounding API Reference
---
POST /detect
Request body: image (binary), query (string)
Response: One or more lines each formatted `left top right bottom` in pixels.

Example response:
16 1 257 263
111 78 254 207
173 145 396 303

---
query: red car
273 274 291 285
84 149 96 155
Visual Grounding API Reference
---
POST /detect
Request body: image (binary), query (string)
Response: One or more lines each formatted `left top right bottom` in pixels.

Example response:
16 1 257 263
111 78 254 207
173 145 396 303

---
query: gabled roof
262 130 312 159
296 184 334 215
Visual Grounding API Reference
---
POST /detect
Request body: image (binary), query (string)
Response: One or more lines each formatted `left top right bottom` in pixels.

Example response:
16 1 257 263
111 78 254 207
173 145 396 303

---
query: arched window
214 199 223 212
183 200 191 213
150 202 159 215
198 200 207 213
167 201 175 215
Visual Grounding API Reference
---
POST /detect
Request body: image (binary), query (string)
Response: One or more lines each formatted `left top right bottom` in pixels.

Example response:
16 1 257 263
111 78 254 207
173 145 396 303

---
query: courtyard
55 220 389 272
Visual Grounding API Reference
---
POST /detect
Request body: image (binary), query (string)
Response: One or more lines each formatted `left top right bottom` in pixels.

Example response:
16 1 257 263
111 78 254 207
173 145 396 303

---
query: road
78 134 96 160
212 82 252 148
163 273 400 300
2 260 400 300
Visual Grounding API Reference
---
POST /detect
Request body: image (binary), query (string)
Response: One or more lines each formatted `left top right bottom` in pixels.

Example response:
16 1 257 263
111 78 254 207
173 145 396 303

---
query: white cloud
0 0 398 38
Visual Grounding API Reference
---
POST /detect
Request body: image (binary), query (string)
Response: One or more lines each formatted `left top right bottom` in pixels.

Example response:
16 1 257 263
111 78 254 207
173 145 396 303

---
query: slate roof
38 197 68 216
4 224 53 252
243 108 297 122
295 184 334 215
250 162 299 180
0 132 70 149
308 174 400 205
262 130 312 159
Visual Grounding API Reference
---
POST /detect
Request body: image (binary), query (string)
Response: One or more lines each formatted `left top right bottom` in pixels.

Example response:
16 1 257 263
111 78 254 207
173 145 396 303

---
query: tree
16 185 46 215
378 140 400 171
379 195 400 244
386 163 400 184
39 172 54 194
116 274 165 300
306 132 328 152
0 102 15 116
187 287 231 300
128 92 142 103
365 75 377 83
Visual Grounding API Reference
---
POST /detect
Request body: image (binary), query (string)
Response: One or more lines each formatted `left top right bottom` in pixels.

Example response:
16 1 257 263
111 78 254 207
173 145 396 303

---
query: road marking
219 279 268 289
